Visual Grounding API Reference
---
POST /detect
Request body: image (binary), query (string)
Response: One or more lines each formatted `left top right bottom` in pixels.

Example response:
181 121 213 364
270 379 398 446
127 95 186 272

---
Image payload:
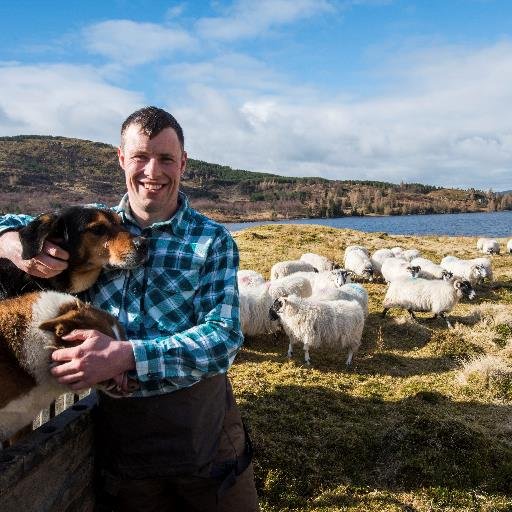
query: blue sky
1 0 511 191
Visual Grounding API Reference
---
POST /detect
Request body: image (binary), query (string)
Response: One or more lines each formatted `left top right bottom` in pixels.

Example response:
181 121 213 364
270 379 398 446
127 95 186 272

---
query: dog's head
19 206 149 291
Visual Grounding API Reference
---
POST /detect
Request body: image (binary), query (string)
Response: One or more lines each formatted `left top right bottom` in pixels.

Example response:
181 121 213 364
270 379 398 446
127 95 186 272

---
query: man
0 106 259 511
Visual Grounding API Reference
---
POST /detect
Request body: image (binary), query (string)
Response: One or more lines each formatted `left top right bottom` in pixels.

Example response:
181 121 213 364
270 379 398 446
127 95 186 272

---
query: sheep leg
346 349 353 366
287 342 293 358
440 312 453 329
304 344 311 365
408 309 416 320
381 308 389 318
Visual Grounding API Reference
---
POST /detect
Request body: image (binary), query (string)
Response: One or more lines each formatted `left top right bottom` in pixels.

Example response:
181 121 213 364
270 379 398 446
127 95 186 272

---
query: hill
0 135 511 221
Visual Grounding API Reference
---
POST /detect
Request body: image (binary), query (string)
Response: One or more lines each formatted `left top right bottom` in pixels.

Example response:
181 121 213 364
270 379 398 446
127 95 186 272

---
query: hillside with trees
0 135 510 221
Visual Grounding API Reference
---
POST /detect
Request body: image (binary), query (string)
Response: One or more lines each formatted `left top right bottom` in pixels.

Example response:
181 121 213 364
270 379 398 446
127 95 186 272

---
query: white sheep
344 248 374 281
370 248 395 277
300 252 339 271
292 268 352 295
507 239 512 254
391 247 404 257
440 256 487 287
237 269 266 288
411 257 452 280
381 257 421 283
270 259 317 280
315 283 369 317
480 239 500 255
467 257 493 283
344 245 370 257
240 274 314 337
402 248 422 261
382 277 476 328
269 294 365 365
267 274 313 301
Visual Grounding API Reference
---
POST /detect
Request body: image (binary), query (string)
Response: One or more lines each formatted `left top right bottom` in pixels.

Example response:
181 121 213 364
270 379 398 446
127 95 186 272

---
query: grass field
229 224 512 512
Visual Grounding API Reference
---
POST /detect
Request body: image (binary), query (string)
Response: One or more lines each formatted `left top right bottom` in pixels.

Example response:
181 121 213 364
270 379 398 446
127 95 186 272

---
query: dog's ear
39 315 81 340
18 213 58 259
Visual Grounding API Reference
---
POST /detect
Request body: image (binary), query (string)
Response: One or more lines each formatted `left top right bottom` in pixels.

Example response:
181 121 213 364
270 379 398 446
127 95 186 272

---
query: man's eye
134 155 147 161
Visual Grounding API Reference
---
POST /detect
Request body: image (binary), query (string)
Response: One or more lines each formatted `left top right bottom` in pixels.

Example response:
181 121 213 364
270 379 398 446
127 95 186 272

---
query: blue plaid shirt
0 192 243 396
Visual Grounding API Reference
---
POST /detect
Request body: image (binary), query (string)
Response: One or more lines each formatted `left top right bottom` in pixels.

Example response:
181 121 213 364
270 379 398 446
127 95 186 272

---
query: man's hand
0 231 69 278
50 330 136 392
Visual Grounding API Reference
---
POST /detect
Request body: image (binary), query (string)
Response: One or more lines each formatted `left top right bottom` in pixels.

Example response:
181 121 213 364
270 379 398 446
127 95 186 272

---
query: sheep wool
300 252 339 272
269 294 365 366
270 260 317 280
382 277 475 328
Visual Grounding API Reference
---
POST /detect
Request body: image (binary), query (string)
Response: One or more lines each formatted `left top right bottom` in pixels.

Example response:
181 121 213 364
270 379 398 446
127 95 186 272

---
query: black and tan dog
0 290 138 444
0 206 148 299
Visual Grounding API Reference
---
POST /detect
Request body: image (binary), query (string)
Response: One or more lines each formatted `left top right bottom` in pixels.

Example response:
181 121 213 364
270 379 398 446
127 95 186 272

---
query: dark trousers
95 393 259 512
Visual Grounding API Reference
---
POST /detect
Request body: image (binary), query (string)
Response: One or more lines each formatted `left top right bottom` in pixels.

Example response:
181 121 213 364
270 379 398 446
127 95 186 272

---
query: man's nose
144 158 161 177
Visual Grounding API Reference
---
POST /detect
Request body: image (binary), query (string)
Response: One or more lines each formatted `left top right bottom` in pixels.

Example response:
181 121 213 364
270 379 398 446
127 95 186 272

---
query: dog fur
0 205 148 299
0 290 136 443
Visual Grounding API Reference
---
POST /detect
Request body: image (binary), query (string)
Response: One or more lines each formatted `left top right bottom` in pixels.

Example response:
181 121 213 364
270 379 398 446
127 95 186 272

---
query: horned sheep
269 294 365 365
382 277 476 328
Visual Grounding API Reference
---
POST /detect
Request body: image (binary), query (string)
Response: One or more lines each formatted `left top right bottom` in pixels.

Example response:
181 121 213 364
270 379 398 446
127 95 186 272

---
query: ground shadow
241 384 512 511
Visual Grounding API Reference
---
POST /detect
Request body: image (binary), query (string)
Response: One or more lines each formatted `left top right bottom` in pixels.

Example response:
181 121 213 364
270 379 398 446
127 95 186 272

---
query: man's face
118 124 187 226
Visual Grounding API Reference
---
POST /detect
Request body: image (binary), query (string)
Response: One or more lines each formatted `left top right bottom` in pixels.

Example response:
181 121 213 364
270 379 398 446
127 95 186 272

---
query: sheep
239 275 313 337
267 274 313 301
507 239 512 254
440 256 487 287
476 238 487 251
237 269 266 288
467 257 493 284
381 257 421 283
300 252 339 272
382 277 476 328
293 268 352 294
344 245 370 257
391 247 404 257
315 283 369 317
370 248 395 277
269 294 365 365
402 249 422 261
344 247 374 281
479 239 500 255
270 259 318 280
411 257 452 280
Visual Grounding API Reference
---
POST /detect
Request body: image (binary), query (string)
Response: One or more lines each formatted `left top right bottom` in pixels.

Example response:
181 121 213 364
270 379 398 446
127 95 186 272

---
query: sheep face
363 265 374 281
407 265 421 278
454 280 476 300
332 269 352 287
269 297 285 320
441 270 453 281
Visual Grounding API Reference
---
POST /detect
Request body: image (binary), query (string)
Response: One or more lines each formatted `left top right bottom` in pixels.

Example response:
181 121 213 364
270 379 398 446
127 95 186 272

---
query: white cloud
83 20 197 65
196 0 335 41
0 64 144 144
169 41 512 190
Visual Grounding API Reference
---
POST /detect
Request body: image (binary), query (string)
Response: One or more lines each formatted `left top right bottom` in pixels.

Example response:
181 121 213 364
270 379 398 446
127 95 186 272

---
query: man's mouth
141 183 164 190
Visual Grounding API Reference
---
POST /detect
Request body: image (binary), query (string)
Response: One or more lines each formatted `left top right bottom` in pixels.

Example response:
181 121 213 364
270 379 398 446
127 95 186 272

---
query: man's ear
18 213 57 259
118 146 125 169
180 150 188 176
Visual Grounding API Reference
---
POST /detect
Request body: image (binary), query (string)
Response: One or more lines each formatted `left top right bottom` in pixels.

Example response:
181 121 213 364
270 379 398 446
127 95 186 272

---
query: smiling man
0 106 258 511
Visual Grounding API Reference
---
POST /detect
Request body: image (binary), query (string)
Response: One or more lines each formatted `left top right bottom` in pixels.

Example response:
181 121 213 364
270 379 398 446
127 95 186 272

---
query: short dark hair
121 106 184 149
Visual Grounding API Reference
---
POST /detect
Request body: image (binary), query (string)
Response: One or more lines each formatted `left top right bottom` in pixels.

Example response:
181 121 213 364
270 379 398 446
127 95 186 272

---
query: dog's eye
88 224 109 236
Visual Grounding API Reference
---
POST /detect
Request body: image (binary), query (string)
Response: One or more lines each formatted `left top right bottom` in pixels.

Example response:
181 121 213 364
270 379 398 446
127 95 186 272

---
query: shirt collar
117 191 190 237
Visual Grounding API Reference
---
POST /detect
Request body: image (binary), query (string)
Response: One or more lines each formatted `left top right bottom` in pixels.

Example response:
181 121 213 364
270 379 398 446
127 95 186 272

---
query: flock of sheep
237 235 512 366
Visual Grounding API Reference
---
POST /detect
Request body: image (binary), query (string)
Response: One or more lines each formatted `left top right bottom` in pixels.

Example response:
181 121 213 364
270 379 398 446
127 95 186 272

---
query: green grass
231 225 512 511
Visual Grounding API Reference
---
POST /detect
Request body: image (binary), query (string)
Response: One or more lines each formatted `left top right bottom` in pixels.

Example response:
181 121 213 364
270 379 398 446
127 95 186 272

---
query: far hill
0 135 510 221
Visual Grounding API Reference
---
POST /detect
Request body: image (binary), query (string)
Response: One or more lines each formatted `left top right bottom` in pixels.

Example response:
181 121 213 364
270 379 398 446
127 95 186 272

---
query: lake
224 210 512 237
